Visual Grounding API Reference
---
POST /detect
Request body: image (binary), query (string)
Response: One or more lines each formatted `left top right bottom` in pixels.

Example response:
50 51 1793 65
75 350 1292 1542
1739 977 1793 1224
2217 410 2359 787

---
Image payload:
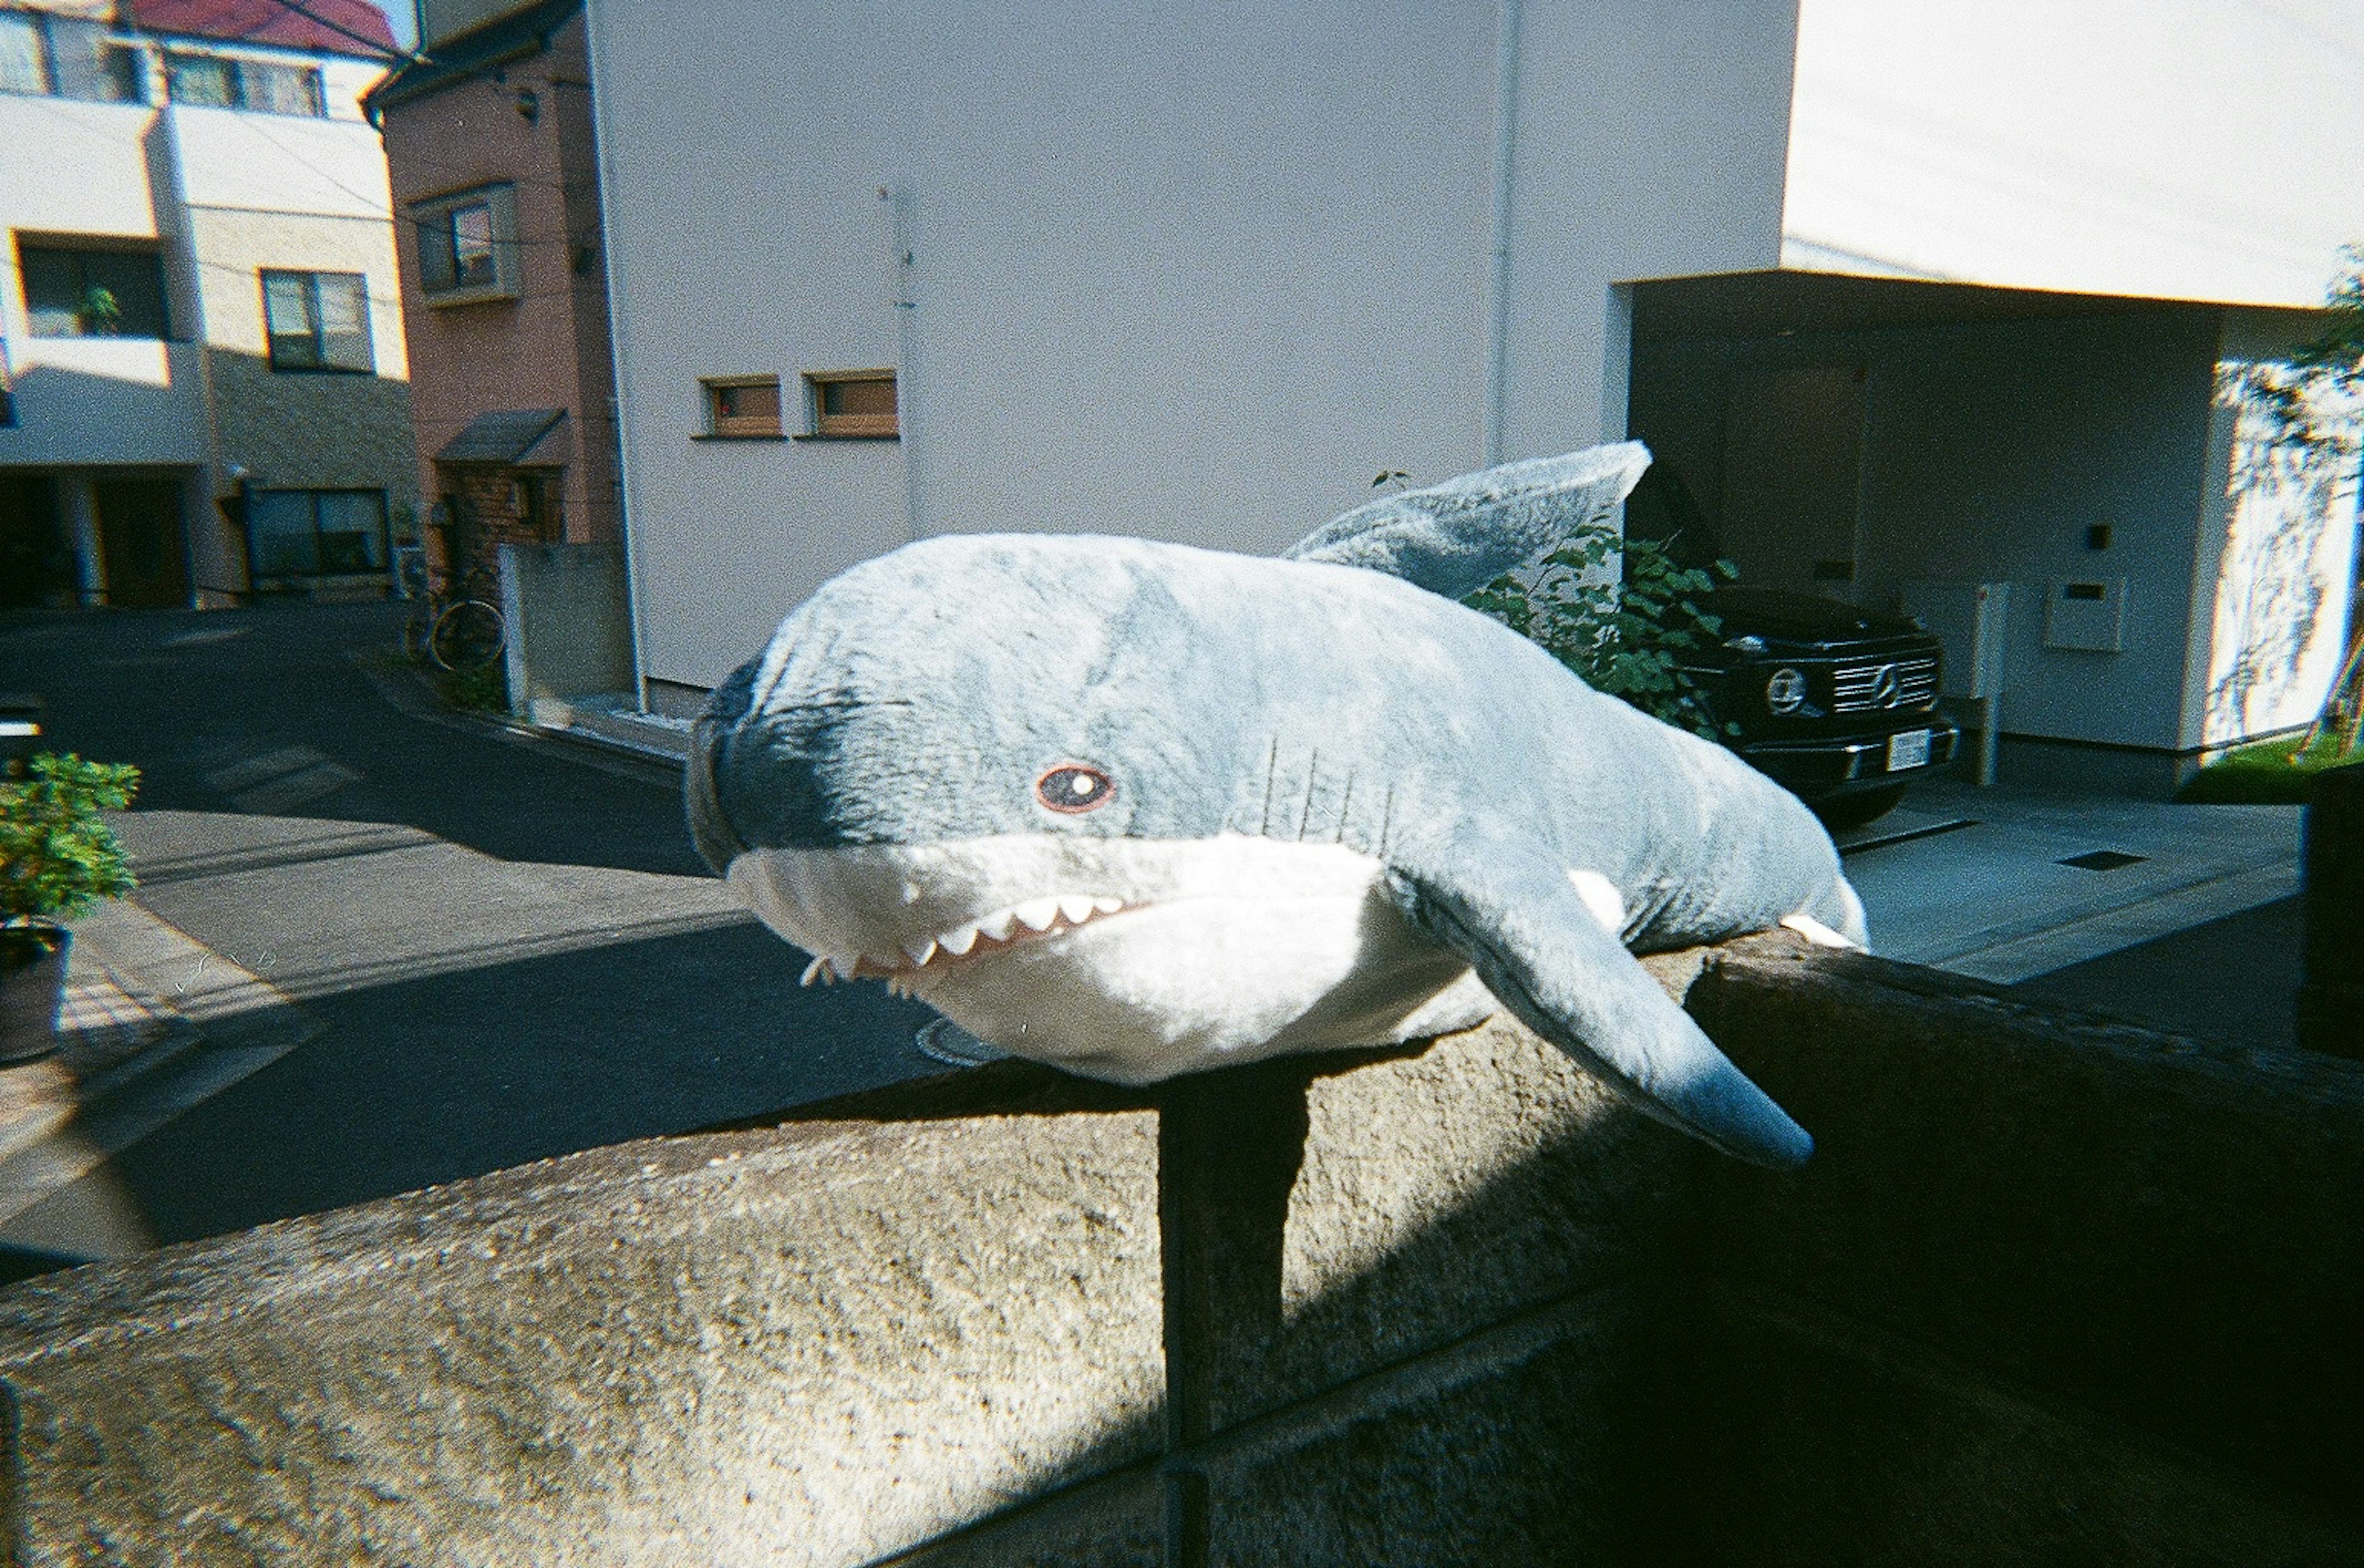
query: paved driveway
1837 774 2303 1047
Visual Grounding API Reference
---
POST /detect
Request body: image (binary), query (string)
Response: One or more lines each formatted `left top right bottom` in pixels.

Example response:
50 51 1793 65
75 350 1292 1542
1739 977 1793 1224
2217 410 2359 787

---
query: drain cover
2057 850 2148 871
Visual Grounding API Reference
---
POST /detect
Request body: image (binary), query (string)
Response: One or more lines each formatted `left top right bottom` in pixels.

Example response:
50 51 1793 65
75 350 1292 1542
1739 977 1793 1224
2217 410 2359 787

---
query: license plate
1886 728 1931 772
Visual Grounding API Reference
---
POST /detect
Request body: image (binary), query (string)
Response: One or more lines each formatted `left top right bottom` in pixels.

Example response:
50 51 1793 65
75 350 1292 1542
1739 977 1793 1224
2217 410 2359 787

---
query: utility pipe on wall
882 184 923 544
1482 0 1523 467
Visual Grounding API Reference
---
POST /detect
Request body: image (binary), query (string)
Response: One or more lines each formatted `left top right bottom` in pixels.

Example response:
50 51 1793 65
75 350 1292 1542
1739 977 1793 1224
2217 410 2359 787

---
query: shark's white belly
728 834 1495 1084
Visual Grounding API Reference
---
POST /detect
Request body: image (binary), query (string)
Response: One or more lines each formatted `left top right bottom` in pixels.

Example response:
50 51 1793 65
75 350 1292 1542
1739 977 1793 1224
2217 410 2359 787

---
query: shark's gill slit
1258 736 1279 837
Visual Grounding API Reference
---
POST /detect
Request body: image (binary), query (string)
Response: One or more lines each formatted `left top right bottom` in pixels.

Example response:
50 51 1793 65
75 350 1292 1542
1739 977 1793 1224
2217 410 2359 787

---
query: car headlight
1766 667 1808 714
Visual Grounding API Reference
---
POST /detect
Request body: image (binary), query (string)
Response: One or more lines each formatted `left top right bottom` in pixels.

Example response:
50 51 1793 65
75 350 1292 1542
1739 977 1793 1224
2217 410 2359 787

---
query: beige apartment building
0 0 416 609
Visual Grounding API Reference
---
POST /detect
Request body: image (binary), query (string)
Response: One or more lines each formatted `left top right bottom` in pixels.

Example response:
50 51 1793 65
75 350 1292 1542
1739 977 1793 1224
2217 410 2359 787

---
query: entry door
95 477 190 608
1720 365 1868 601
0 475 66 608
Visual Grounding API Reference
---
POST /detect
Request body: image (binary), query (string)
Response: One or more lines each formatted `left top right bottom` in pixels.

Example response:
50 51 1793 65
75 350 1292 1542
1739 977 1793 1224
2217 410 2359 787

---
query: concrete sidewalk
0 898 318 1264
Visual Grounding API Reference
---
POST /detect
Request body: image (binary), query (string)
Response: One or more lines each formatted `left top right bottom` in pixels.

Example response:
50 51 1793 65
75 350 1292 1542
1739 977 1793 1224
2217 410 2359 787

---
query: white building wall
2 32 409 604
1501 0 1796 457
2193 310 2363 749
589 0 1800 690
1782 0 2364 308
0 94 207 468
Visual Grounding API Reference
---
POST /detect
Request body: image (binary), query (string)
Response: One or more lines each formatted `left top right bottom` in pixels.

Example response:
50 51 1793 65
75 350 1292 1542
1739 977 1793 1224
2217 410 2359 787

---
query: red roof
124 0 400 57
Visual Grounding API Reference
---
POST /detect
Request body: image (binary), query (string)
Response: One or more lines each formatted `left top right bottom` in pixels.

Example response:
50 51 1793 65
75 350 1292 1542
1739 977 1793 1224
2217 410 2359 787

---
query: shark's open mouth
801 893 1132 988
726 835 1496 1083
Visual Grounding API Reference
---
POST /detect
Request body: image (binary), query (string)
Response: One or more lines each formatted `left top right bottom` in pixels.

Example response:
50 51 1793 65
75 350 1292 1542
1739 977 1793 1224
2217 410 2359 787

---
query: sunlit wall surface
2199 361 2360 747
1782 0 2364 307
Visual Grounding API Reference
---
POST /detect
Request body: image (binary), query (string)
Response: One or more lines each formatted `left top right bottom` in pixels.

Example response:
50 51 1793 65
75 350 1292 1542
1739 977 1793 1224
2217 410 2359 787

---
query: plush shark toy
688 443 1865 1168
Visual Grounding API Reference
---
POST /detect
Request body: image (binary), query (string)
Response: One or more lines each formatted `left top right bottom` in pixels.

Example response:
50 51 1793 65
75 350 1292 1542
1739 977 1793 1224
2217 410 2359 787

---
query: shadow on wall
2206 364 2361 744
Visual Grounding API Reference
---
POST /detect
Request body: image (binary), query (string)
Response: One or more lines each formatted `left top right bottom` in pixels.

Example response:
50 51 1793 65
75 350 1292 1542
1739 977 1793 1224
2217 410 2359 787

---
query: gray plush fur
691 445 1862 1168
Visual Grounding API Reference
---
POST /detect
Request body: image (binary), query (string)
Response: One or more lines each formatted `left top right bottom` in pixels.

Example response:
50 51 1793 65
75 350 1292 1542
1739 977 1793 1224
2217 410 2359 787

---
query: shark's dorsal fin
1283 442 1651 601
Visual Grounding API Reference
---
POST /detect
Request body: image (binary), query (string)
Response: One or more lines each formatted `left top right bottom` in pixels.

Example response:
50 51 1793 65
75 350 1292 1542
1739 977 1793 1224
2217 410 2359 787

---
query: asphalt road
1 600 941 1253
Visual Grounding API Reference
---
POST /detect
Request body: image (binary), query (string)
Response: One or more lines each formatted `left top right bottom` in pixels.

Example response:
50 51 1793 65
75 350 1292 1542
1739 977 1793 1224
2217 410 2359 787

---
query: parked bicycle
400 555 508 673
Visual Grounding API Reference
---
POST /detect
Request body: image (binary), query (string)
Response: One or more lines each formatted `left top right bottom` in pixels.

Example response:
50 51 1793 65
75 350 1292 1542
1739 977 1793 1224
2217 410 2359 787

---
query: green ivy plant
1464 529 1740 741
0 753 140 949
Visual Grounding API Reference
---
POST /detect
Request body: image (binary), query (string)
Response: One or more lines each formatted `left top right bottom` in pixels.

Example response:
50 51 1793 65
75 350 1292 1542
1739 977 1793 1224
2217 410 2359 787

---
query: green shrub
0 753 140 938
1465 529 1739 741
2176 735 2359 805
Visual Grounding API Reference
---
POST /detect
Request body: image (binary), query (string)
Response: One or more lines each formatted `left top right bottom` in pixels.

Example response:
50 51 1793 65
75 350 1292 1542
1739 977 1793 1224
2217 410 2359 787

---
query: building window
412 184 520 305
0 12 145 103
262 270 372 372
163 50 322 115
17 241 170 339
247 489 389 578
703 376 784 438
803 369 898 438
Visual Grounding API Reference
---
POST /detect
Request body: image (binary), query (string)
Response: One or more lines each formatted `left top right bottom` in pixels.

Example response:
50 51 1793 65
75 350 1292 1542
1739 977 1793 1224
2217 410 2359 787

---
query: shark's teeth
799 954 829 987
837 894 1135 986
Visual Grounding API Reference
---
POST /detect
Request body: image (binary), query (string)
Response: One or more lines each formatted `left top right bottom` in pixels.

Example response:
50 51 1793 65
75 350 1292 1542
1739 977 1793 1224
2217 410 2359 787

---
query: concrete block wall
499 541 635 712
0 936 2356 1564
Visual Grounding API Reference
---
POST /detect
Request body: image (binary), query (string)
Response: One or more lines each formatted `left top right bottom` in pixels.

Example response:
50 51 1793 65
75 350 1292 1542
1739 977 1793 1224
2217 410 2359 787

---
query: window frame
163 48 321 116
244 488 390 581
800 368 899 440
260 268 372 374
16 237 172 340
699 374 787 440
1 12 145 104
411 183 521 307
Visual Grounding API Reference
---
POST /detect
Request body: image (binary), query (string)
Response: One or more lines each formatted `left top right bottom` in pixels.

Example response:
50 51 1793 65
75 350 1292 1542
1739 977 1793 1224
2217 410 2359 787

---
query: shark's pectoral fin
1388 853 1813 1170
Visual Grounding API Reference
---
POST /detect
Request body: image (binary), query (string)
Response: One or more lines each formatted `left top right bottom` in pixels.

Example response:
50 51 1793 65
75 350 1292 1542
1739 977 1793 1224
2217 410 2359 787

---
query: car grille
1831 655 1938 714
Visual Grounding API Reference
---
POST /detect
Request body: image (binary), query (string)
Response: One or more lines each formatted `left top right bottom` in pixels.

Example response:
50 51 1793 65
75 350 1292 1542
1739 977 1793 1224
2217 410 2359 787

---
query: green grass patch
2177 734 2363 803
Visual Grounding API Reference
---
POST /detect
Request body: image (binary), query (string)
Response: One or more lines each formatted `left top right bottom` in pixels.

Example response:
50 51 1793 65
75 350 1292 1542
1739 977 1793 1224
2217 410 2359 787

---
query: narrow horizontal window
165 50 320 115
704 376 784 438
804 369 898 438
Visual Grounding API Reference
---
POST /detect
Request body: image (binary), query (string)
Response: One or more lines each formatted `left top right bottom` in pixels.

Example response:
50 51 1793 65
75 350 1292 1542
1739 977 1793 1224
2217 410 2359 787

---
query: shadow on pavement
0 922 946 1263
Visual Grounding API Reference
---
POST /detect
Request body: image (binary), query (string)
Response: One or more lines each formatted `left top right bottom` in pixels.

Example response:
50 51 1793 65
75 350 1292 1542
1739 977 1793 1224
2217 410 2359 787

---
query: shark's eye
1036 763 1114 814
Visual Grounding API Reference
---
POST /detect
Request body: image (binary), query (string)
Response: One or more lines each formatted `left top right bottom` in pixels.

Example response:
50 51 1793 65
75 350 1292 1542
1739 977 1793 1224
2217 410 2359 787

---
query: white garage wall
587 0 1799 690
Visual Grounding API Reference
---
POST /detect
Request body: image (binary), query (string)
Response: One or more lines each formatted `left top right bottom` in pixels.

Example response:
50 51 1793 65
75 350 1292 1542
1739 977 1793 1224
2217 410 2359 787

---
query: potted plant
0 754 140 1064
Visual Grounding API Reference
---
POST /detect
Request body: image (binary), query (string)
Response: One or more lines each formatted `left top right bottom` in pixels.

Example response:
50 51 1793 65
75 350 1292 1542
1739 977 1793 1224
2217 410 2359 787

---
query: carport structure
1625 269 2357 796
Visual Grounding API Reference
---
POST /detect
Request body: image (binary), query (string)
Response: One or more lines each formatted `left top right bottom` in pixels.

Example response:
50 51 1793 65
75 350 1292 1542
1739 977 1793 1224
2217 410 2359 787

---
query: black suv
1692 587 1960 826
